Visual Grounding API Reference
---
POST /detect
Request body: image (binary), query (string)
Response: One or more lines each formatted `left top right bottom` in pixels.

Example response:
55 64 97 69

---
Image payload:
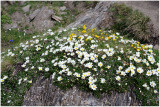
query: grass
1 26 159 106
109 3 151 43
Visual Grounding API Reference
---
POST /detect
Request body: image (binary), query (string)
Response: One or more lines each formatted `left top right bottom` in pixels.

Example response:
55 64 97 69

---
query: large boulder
3 6 56 33
23 75 140 106
3 12 29 30
22 5 30 12
30 7 54 31
66 1 115 30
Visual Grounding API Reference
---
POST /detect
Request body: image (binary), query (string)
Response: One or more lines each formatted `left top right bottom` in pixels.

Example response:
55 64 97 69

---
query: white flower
28 80 32 83
142 83 147 88
146 70 152 76
80 48 85 51
24 77 27 81
136 52 140 57
26 57 29 60
45 67 49 72
131 70 135 76
40 58 45 62
21 64 26 68
57 76 63 81
100 78 106 83
115 76 121 81
116 70 121 74
90 84 97 90
31 66 35 69
107 65 111 69
118 66 123 70
154 90 158 94
0 79 4 82
120 71 126 76
91 44 96 49
125 68 130 73
3 75 8 80
38 67 43 71
18 78 22 84
98 62 103 67
93 68 97 71
118 56 121 60
146 86 150 90
90 56 95 61
7 100 11 103
88 80 94 85
85 62 93 68
67 71 72 76
101 54 106 59
137 67 144 74
11 53 15 56
36 47 41 51
150 81 156 88
50 72 56 80
25 68 28 72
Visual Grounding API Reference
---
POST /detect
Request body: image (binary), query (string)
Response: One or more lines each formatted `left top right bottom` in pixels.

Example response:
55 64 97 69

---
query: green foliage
84 1 99 8
1 14 12 24
1 27 159 106
73 1 98 8
109 3 150 43
1 29 39 52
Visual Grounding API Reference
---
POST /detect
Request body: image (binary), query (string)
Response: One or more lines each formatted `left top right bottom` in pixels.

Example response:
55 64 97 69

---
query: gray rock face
23 76 140 106
29 9 41 20
3 12 29 30
154 44 159 50
19 1 26 5
22 5 30 12
66 1 115 30
31 6 55 32
60 6 66 11
3 6 55 33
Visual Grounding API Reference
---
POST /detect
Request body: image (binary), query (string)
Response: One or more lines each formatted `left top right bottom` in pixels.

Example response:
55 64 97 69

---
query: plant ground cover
109 3 152 44
1 25 159 106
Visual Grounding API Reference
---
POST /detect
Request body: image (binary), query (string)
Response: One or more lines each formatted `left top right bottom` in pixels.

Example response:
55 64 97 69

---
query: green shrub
1 14 12 24
1 26 159 106
109 3 150 43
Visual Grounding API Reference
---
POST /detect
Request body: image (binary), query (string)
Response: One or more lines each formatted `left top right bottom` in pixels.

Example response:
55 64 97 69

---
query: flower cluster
1 25 159 105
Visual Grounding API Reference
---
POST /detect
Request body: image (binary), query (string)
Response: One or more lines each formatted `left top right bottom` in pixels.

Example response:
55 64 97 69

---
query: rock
60 6 66 11
3 6 55 33
23 75 140 106
1 1 9 7
66 1 115 30
29 9 40 20
60 12 67 15
154 44 159 50
11 12 28 24
19 1 26 5
22 5 30 12
3 12 29 30
7 1 15 5
31 6 55 32
51 15 62 22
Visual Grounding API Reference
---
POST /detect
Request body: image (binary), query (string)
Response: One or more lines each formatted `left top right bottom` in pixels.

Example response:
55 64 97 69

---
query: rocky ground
23 75 139 106
1 1 159 106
